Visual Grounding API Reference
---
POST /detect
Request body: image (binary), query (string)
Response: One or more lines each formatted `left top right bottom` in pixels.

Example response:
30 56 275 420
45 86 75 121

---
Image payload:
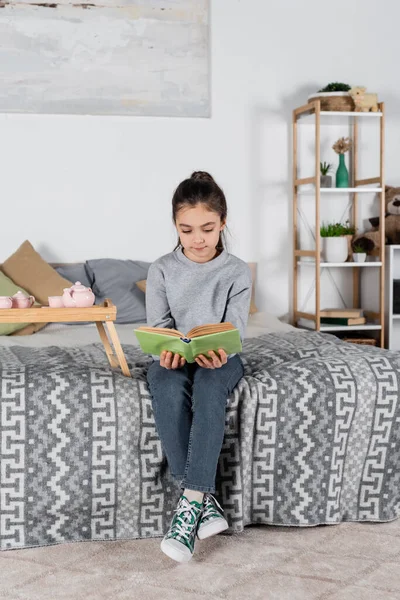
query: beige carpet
1 518 400 599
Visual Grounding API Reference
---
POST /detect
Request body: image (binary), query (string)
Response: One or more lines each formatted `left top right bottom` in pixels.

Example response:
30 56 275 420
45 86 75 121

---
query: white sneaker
160 495 203 563
197 493 229 540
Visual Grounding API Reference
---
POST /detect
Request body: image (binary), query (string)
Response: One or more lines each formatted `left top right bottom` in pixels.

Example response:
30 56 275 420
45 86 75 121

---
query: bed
1 258 400 551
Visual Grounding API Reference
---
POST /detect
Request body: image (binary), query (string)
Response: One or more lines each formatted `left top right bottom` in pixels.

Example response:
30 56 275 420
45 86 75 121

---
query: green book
134 324 242 363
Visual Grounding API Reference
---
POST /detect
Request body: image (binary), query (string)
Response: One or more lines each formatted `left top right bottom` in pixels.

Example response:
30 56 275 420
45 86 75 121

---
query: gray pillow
55 263 92 288
85 259 151 324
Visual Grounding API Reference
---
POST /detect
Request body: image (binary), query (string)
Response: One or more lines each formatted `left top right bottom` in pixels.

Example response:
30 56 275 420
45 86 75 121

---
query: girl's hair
172 171 229 251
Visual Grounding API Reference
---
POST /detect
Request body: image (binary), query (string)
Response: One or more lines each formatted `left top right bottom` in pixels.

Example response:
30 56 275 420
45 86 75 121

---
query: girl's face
176 204 225 263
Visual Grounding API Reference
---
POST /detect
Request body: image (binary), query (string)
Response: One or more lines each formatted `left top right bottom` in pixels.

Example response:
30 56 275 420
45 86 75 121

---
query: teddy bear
349 86 379 112
351 186 400 253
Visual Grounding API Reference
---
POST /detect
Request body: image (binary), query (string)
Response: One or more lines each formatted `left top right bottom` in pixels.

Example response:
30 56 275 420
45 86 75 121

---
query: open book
134 322 242 363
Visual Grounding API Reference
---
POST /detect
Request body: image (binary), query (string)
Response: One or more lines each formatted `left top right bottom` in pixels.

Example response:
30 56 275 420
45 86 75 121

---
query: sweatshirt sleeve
145 262 176 330
222 264 252 342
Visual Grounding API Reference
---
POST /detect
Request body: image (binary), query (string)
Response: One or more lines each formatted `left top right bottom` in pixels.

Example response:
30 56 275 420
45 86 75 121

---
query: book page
187 322 235 338
137 322 236 339
135 326 184 338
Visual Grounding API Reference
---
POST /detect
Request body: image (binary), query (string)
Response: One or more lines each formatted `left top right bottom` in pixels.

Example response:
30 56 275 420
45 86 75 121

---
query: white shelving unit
292 101 385 347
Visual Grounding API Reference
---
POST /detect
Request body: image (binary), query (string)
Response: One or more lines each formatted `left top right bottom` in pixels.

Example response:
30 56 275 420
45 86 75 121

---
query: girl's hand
195 349 227 369
160 350 186 370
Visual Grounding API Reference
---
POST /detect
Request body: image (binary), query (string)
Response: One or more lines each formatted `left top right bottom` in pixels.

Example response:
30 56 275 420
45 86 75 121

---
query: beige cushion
135 269 259 315
1 240 73 305
136 279 147 294
10 322 48 337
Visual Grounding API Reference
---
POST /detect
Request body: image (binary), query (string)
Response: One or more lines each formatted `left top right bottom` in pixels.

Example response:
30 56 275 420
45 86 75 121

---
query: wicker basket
342 337 377 346
308 92 354 112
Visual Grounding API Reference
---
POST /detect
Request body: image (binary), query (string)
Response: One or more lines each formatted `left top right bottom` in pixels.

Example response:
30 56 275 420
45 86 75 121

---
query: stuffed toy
352 186 400 253
349 86 379 112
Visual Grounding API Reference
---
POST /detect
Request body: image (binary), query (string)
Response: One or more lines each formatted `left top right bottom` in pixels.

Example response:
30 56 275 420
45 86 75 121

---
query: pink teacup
48 296 64 308
0 296 12 309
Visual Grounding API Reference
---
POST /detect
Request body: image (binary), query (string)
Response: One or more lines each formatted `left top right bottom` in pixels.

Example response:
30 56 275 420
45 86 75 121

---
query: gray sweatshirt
145 247 252 361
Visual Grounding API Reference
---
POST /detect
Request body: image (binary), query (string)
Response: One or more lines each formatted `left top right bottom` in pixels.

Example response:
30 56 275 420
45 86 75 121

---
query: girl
146 171 252 563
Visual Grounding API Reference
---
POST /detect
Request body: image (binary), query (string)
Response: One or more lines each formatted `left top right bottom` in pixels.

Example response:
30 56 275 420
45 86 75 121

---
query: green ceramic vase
336 154 349 188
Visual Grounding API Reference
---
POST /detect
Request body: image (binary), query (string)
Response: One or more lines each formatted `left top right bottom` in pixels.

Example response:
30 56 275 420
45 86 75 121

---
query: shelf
298 188 382 194
320 324 381 332
298 318 382 332
298 261 382 268
297 111 383 126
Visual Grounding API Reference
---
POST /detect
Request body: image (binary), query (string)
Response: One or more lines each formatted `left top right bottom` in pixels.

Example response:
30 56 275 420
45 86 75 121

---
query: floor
1 518 400 600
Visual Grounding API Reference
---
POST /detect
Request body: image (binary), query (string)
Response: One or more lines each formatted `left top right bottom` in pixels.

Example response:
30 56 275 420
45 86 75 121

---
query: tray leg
95 322 119 369
104 321 131 378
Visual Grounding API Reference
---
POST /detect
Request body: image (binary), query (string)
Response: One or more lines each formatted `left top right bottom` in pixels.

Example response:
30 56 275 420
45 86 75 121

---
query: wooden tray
0 299 116 323
0 299 131 377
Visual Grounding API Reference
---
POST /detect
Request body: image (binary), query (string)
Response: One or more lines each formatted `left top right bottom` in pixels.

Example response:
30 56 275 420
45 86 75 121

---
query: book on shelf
320 316 366 326
134 322 242 363
320 308 364 318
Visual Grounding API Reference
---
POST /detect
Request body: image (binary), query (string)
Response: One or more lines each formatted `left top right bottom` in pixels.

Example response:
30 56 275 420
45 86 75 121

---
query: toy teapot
12 290 35 309
0 296 12 309
62 281 95 308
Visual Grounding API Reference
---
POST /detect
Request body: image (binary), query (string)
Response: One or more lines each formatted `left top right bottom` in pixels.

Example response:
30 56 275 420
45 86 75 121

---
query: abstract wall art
0 0 209 116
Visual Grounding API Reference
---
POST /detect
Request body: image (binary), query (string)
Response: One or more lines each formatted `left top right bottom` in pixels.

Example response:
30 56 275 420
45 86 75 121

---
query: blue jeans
146 354 244 493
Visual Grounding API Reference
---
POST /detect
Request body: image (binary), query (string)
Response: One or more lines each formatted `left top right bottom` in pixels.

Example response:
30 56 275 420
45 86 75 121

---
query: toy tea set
0 282 95 309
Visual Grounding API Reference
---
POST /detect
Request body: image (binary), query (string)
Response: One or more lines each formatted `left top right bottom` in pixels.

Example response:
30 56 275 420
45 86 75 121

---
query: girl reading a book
146 171 252 563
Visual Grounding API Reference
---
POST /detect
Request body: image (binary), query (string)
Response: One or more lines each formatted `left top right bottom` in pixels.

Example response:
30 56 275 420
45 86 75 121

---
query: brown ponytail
190 171 215 183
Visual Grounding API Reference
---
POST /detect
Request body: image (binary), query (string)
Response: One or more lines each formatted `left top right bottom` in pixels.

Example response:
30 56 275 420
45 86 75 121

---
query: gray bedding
1 329 399 551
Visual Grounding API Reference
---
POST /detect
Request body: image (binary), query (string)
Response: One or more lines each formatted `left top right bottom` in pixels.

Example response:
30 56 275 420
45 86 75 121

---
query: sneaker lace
171 500 201 541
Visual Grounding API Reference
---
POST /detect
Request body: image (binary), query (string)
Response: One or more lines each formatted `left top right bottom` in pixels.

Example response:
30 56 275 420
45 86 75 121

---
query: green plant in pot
318 83 351 92
320 220 356 263
320 162 333 188
332 137 352 188
308 83 353 111
352 242 367 263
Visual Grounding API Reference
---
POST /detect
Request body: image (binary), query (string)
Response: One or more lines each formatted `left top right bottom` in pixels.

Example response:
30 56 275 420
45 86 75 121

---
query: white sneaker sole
197 518 229 540
160 538 193 563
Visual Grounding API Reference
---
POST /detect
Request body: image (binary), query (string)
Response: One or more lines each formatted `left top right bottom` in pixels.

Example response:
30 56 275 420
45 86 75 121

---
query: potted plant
320 220 356 263
332 137 352 188
320 162 333 188
352 243 367 263
308 82 353 111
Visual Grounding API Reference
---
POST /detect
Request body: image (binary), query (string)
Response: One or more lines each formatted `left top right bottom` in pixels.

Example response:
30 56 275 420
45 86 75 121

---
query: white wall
1 0 399 319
